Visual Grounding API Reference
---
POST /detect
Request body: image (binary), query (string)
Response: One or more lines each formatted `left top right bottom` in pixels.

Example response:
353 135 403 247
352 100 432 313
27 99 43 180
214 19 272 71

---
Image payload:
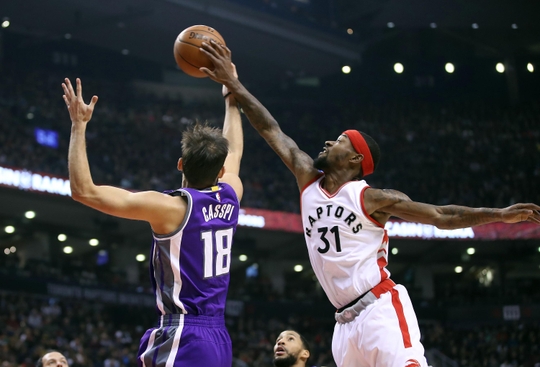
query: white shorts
332 284 428 367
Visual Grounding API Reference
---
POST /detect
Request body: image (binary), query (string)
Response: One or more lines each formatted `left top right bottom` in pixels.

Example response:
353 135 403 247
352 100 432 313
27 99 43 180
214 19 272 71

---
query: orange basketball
173 25 226 78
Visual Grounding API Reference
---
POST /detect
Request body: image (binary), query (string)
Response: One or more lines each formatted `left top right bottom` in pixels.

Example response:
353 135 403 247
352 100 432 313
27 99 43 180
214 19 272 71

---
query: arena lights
64 33 72 40
527 63 534 73
387 22 395 28
1 18 9 29
239 254 248 262
89 238 99 246
25 210 36 219
537 246 540 253
496 63 505 73
347 28 353 35
58 234 67 242
63 246 73 254
121 49 130 55
136 254 146 262
394 63 404 74
467 247 475 255
471 23 479 29
454 266 463 274
429 23 437 29
3 248 9 255
294 264 303 272
391 247 398 255
511 24 518 29
4 225 15 234
342 65 351 74
445 63 455 74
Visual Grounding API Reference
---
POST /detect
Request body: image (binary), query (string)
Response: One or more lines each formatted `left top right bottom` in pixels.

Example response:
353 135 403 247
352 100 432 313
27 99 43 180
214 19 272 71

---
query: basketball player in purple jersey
62 72 243 367
199 41 540 367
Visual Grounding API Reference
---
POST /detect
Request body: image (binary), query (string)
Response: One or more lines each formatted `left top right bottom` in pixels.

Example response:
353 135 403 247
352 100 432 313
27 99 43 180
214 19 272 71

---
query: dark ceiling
2 0 539 84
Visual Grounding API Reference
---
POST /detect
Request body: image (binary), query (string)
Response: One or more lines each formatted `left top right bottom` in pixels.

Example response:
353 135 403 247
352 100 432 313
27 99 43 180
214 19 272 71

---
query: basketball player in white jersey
200 40 540 367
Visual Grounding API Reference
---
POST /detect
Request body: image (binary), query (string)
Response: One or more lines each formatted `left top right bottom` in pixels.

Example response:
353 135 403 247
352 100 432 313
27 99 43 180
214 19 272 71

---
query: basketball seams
176 49 201 70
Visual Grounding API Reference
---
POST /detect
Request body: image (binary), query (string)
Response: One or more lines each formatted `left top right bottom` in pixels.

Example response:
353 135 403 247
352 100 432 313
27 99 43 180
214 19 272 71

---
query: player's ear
350 153 363 164
177 158 183 171
300 349 310 361
217 166 225 179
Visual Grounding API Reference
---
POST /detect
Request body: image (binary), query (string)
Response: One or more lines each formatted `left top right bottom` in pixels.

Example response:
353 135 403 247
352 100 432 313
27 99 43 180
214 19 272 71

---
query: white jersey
301 175 390 309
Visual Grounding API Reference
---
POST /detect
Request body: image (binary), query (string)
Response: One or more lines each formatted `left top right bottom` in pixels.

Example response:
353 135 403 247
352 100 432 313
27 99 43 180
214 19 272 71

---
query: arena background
1 0 539 366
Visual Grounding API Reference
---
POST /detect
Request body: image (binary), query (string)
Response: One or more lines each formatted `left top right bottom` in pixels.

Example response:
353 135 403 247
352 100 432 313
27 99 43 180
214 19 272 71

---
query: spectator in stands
273 330 311 367
36 351 68 367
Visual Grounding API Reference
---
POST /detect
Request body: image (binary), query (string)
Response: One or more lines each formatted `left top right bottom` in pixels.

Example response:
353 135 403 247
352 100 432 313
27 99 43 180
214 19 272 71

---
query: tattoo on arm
438 206 501 228
381 189 411 203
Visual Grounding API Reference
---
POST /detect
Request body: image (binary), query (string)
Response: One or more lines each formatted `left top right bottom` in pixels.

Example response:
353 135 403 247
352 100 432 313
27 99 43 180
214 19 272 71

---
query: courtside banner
1 165 538 239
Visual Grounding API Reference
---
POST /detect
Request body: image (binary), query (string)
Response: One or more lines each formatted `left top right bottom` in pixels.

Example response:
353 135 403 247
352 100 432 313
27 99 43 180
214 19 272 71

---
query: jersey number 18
201 228 233 278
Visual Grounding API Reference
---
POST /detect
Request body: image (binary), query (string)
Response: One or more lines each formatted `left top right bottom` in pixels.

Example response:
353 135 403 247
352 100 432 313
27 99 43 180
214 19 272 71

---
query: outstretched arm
219 65 244 200
364 188 540 229
199 41 320 190
63 78 185 235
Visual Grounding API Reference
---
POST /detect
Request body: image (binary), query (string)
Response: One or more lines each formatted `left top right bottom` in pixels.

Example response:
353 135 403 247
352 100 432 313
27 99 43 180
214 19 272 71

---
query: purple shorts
137 314 232 367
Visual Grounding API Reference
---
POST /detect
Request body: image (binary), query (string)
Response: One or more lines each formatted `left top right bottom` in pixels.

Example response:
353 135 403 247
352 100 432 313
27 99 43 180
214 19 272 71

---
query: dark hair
181 122 229 188
359 131 380 177
298 333 311 356
289 330 311 361
36 350 61 367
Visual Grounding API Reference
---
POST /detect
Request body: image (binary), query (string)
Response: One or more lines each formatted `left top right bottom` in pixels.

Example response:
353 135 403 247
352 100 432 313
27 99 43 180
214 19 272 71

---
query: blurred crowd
2 291 540 367
423 322 540 367
0 292 336 367
1 68 539 214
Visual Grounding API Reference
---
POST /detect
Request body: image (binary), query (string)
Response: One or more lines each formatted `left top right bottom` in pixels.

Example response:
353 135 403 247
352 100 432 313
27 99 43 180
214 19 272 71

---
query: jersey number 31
201 228 233 278
318 226 342 253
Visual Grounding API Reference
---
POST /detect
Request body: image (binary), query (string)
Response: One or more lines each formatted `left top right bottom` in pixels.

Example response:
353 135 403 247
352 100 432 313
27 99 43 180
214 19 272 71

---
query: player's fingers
211 40 227 57
201 42 220 58
62 95 70 107
528 215 540 225
89 95 99 109
199 67 216 78
61 83 71 99
200 47 220 65
222 45 232 59
65 78 76 97
76 78 83 101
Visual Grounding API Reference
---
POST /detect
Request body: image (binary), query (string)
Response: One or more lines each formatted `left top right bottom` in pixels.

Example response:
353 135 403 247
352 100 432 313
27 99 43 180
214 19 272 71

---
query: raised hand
199 40 236 86
61 78 98 127
501 203 540 224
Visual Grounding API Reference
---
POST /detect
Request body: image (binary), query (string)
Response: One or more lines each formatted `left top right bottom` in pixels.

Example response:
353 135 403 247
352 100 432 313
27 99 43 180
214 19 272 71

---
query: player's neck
321 171 355 194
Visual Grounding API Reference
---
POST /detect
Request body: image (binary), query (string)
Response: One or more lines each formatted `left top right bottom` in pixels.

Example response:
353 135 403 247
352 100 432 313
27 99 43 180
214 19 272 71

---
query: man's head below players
273 330 310 367
36 351 69 367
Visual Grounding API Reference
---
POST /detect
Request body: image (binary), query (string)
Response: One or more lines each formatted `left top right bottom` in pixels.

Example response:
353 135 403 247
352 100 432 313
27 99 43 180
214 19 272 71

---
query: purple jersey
149 183 239 316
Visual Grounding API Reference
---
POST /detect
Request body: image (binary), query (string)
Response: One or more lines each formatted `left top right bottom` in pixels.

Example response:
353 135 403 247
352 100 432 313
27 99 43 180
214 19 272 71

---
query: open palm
61 78 98 127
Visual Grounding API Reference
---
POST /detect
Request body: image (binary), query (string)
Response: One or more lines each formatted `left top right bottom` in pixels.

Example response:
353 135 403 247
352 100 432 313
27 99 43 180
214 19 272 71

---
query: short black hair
360 131 380 172
298 333 311 356
181 122 229 188
290 330 311 360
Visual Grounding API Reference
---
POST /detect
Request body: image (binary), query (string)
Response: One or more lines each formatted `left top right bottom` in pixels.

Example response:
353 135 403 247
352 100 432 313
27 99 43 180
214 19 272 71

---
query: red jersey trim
390 288 413 348
360 186 385 228
300 172 324 195
318 179 357 198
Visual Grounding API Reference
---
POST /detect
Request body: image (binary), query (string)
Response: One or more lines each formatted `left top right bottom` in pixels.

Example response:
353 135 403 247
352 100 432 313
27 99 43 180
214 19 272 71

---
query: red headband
343 130 374 177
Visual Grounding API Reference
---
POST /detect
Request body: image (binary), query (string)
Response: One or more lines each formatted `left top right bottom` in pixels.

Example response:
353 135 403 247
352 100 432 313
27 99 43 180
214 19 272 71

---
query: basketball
173 25 226 78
